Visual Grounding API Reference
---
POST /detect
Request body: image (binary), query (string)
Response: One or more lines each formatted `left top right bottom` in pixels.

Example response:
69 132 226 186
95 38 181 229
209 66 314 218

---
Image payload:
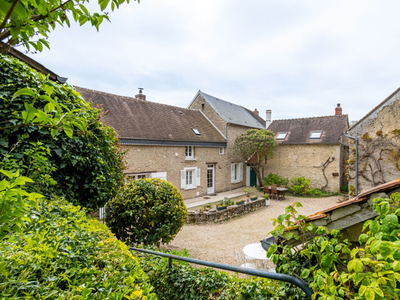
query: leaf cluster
105 178 187 246
137 247 286 300
0 197 157 299
0 54 125 210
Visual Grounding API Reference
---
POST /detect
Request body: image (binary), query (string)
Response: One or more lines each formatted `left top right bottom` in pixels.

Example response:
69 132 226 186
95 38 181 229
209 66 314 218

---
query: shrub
340 184 349 193
268 194 400 300
0 54 125 211
263 173 289 187
106 178 187 246
137 247 285 300
288 176 311 195
0 197 157 299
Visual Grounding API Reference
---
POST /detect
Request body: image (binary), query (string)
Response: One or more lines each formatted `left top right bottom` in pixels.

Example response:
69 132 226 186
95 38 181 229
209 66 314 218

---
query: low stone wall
186 199 267 224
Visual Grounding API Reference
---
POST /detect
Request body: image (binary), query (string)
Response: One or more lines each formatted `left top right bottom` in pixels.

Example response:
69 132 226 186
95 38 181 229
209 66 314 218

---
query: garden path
162 192 342 268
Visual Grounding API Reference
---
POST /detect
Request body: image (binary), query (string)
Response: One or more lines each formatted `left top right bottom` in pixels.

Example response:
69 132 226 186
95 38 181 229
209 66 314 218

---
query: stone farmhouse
75 87 266 199
266 105 349 192
346 87 400 195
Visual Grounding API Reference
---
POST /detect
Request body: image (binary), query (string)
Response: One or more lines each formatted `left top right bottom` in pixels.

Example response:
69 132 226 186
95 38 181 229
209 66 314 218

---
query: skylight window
192 128 201 136
276 132 287 140
310 131 322 139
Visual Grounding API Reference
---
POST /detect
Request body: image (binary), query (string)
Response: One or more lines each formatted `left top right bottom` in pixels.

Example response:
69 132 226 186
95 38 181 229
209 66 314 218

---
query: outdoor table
243 243 270 269
265 186 288 200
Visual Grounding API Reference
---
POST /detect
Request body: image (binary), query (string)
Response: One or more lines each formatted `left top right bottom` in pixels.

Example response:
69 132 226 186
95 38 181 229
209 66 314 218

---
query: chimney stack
335 103 342 115
266 110 272 128
135 88 146 101
254 108 259 116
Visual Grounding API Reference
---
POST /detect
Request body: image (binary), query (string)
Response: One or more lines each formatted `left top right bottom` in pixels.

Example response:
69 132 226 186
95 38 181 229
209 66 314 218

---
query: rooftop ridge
272 114 348 122
74 85 198 113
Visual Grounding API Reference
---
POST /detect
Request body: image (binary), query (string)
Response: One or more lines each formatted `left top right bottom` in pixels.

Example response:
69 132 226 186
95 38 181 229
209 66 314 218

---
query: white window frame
219 147 224 155
231 163 243 183
276 132 288 140
126 173 149 182
185 146 195 160
181 167 201 190
309 131 322 139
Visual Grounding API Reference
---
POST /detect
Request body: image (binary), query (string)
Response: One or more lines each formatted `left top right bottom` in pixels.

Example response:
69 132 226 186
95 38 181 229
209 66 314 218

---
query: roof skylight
192 128 201 136
310 131 322 139
276 132 287 140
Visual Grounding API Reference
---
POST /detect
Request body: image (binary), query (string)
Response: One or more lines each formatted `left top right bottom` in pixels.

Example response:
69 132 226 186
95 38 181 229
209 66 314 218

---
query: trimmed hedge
0 197 157 299
137 247 287 300
106 178 187 246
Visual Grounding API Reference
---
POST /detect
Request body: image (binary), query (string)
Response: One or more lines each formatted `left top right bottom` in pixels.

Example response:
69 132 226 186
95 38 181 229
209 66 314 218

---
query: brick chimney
254 108 259 116
335 103 342 115
135 88 146 101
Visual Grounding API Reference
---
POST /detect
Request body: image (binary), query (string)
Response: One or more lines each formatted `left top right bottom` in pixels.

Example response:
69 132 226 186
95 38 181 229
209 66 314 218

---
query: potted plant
243 187 251 198
262 194 270 206
236 199 245 205
217 202 227 211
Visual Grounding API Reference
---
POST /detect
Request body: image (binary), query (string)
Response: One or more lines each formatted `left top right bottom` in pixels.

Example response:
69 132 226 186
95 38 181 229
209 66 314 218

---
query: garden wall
186 198 267 224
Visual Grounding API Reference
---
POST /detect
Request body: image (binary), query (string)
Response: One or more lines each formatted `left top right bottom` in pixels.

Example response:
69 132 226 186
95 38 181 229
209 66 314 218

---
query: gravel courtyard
161 194 342 267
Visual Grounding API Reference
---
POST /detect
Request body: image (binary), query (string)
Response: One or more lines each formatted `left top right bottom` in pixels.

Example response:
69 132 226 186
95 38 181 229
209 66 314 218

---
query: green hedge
137 247 288 300
0 197 157 299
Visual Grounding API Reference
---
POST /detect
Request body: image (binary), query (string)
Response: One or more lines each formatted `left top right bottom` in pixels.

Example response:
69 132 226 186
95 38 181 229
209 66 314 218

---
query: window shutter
231 164 235 183
239 163 243 182
181 170 186 189
196 168 201 186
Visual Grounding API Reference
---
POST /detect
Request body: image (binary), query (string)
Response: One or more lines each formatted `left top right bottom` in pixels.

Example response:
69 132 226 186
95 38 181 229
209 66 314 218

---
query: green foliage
106 178 187 246
0 197 157 299
137 247 286 300
263 173 289 187
0 0 138 53
0 54 125 210
288 176 311 195
268 194 400 300
340 184 349 193
234 129 277 186
243 186 258 196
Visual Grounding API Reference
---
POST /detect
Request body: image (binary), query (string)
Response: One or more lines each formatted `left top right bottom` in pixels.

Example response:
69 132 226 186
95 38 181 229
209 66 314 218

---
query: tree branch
0 0 20 34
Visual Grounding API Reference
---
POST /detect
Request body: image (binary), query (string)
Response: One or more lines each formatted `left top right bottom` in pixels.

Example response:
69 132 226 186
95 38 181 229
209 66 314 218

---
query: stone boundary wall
186 198 267 224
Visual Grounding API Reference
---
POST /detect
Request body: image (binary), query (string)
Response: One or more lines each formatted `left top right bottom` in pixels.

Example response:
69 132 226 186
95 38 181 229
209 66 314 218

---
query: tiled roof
267 115 348 144
189 91 266 129
305 179 400 222
75 87 226 144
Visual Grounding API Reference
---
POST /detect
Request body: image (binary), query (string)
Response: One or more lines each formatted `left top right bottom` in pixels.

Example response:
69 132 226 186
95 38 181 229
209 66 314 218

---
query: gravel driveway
161 194 342 267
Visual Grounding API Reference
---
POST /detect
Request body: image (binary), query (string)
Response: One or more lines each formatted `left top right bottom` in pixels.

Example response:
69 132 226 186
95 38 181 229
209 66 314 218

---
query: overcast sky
24 0 400 123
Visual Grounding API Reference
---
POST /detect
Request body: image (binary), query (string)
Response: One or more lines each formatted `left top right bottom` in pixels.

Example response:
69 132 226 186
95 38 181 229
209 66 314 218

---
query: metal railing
130 247 313 299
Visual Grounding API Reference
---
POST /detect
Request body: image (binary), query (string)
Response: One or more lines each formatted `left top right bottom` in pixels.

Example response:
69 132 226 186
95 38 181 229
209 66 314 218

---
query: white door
207 165 215 194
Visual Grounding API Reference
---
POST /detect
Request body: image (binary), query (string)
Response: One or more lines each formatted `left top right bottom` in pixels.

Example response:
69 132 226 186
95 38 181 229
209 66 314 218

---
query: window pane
276 132 287 140
310 131 322 139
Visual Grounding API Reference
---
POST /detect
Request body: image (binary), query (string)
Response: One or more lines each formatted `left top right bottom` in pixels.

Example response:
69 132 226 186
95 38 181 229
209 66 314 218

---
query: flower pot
260 235 276 252
236 200 245 206
265 199 270 206
250 196 258 201
217 205 227 211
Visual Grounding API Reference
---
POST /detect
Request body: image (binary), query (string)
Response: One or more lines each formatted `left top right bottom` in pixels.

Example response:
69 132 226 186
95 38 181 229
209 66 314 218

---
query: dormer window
185 146 195 160
276 132 288 140
192 128 201 136
310 131 322 139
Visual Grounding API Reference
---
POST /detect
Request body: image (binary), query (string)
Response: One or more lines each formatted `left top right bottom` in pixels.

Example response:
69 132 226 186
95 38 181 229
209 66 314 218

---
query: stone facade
348 89 400 194
266 144 343 192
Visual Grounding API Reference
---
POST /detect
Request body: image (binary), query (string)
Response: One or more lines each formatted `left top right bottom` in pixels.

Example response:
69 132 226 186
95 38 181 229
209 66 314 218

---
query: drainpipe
343 132 358 196
226 122 230 141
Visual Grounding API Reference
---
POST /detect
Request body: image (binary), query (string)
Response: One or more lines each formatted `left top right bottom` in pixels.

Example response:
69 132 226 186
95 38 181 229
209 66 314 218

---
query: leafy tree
0 0 138 53
233 129 277 187
0 54 125 211
106 178 187 247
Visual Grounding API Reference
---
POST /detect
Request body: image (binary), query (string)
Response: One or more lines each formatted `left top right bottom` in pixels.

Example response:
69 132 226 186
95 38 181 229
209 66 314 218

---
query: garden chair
271 186 278 199
278 185 286 200
240 235 254 248
234 250 257 269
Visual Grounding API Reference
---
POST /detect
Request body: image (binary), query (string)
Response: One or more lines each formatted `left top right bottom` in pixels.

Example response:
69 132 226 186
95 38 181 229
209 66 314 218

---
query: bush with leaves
137 247 286 300
106 178 187 246
263 173 289 187
0 197 157 299
268 195 400 300
0 54 125 210
288 177 312 195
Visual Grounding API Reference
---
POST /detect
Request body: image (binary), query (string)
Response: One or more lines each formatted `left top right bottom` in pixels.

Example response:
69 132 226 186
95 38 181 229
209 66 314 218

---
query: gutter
343 132 358 196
